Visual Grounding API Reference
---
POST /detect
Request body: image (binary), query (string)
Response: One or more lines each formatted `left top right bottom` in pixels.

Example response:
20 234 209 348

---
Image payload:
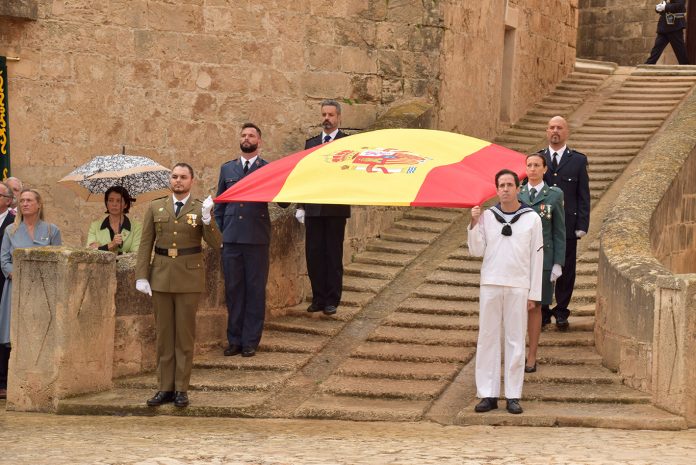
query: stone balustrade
597 89 696 425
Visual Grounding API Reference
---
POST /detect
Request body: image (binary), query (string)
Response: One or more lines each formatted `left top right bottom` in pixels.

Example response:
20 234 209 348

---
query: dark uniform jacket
540 147 590 238
0 212 15 297
519 184 566 270
214 157 273 245
302 130 351 218
657 0 686 33
136 196 221 293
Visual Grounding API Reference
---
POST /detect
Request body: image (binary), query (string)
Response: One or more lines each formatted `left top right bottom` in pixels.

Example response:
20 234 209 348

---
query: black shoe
224 344 242 356
174 391 189 407
506 398 523 414
323 305 337 315
307 304 324 313
556 318 570 331
524 363 537 373
474 397 498 412
242 347 256 357
0 388 6 399
146 390 175 407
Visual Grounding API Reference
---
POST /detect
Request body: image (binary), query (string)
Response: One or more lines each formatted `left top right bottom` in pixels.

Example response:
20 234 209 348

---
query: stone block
350 75 382 103
301 71 353 99
7 247 117 412
0 0 38 20
146 2 203 33
340 47 378 74
341 103 378 129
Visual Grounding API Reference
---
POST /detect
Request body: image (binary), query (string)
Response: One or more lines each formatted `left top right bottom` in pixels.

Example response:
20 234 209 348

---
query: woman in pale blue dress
0 189 62 375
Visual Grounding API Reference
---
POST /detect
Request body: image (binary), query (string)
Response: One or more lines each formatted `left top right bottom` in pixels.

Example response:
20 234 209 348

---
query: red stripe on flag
411 144 527 208
214 146 318 203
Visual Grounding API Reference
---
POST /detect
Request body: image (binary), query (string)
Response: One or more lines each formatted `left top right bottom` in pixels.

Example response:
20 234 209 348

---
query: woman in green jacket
87 186 142 254
518 154 565 373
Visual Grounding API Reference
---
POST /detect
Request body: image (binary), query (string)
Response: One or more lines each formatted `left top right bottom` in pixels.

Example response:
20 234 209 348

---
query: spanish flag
215 129 526 208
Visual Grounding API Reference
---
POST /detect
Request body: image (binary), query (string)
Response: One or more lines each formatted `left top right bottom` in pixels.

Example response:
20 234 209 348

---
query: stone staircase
58 63 696 430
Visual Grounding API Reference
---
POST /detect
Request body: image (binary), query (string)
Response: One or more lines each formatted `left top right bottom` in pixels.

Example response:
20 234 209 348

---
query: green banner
0 56 10 179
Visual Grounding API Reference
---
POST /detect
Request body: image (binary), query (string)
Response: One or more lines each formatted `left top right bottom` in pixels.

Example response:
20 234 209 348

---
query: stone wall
437 0 577 136
597 87 696 425
651 148 696 273
577 0 676 65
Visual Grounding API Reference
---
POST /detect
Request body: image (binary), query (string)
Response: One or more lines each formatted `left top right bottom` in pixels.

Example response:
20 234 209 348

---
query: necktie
323 135 331 144
529 187 537 202
243 160 250 174
552 152 559 171
175 201 184 216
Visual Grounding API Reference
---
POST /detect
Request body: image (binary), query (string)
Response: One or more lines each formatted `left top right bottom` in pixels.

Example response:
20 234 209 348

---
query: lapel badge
186 213 198 227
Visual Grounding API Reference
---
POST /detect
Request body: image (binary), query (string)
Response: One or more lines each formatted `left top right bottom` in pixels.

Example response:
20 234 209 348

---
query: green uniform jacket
86 216 142 254
135 196 222 293
519 183 566 270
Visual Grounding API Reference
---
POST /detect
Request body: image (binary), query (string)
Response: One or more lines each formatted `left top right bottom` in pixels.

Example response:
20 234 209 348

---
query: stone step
595 105 676 114
403 209 461 222
612 88 688 97
354 251 416 267
437 259 481 273
455 401 687 430
582 119 662 128
368 326 477 347
58 388 270 417
572 303 596 317
380 229 438 244
344 262 402 280
319 375 446 400
524 382 651 404
397 297 480 316
603 99 681 108
352 342 475 363
579 251 599 263
622 79 694 87
589 112 670 120
116 368 292 392
336 358 461 381
523 364 621 385
393 218 452 233
265 316 345 337
500 128 543 138
588 163 625 172
589 172 618 181
574 274 598 289
495 134 541 145
541 315 594 332
425 270 480 287
342 274 390 293
294 394 429 421
194 351 312 372
540 95 583 104
571 133 651 142
366 239 426 255
538 331 594 346
259 330 329 353
570 288 596 303
384 312 479 330
512 121 547 131
339 290 375 307
585 149 636 157
285 303 361 322
555 83 598 92
589 180 612 191
413 284 479 301
536 346 602 365
570 140 645 149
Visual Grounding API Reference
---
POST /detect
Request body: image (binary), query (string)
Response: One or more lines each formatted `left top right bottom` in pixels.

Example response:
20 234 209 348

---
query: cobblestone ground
2 409 696 465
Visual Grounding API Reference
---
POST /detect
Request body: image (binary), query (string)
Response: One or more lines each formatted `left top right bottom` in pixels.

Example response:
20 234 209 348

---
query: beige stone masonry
597 85 696 425
6 247 117 413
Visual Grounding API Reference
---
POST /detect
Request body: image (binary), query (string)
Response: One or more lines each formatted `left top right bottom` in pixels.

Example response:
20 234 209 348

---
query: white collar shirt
548 145 567 165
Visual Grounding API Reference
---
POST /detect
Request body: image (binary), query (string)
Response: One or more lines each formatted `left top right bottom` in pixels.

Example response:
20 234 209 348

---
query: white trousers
475 285 528 399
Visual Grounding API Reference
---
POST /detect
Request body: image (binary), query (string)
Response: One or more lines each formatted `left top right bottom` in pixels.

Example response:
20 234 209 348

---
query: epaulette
306 134 320 142
569 148 586 157
222 158 239 166
549 186 563 194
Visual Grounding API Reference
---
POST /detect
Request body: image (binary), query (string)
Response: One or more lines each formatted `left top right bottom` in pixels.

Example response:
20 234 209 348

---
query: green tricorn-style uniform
519 183 566 305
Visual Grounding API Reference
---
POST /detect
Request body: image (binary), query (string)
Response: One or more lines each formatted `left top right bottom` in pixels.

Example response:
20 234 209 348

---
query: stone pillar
6 247 116 412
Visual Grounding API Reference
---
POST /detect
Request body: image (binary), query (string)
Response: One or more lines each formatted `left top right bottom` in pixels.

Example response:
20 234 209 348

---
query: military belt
154 246 202 258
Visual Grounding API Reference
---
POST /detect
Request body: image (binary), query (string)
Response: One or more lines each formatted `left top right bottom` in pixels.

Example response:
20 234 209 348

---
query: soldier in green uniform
135 163 221 408
518 153 565 373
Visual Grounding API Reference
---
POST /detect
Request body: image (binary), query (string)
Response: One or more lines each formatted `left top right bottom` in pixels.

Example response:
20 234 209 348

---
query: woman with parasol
86 185 141 254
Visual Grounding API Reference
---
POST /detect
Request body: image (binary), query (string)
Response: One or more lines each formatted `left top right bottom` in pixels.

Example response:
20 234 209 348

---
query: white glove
136 279 152 296
201 195 214 225
550 264 562 282
575 230 587 239
656 1 666 12
295 208 305 224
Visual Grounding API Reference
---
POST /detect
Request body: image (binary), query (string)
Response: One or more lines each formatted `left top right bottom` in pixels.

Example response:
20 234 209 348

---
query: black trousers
222 243 269 349
0 344 10 390
305 216 346 308
646 30 690 65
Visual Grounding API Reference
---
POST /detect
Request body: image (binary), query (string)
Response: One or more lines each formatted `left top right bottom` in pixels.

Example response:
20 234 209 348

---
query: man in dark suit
215 123 279 358
0 182 15 399
296 100 350 316
645 0 689 65
540 116 590 331
136 163 221 408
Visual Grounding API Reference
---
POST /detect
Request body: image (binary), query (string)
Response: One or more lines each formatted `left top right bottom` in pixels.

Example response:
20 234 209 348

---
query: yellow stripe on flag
274 129 490 205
